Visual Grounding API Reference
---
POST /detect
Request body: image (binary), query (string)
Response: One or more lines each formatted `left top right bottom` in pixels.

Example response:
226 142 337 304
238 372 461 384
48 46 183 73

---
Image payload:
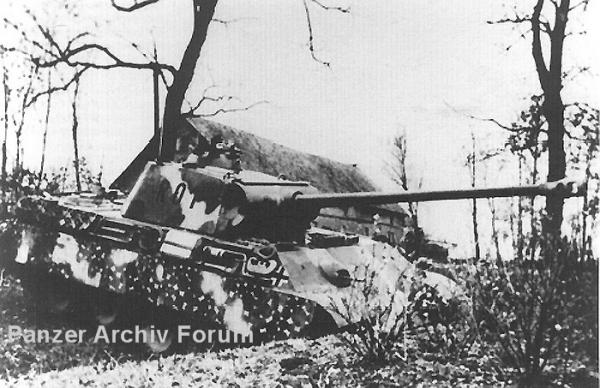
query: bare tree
0 60 38 174
1 6 87 176
389 131 421 226
388 130 424 258
489 0 592 236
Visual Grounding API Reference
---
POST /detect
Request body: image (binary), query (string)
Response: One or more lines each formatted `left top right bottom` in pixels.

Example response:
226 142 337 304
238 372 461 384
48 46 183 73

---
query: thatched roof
112 118 376 194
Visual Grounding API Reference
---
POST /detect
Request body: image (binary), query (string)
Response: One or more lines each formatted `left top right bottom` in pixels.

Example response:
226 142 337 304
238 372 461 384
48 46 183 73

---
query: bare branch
487 15 531 25
565 29 587 38
65 32 91 52
445 101 529 133
0 44 31 57
7 7 177 85
2 17 55 57
211 17 258 26
107 29 172 86
25 66 89 108
24 8 63 55
34 42 177 76
186 93 236 114
309 0 350 13
504 26 534 51
569 0 589 11
302 0 331 67
539 17 553 35
185 100 268 118
487 7 544 51
111 0 161 12
182 84 240 116
211 18 232 25
456 106 536 135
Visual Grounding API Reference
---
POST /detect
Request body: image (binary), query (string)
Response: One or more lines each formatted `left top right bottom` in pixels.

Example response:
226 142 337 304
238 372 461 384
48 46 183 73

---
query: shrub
334 262 412 363
409 282 476 361
467 235 598 386
0 160 101 218
334 256 474 364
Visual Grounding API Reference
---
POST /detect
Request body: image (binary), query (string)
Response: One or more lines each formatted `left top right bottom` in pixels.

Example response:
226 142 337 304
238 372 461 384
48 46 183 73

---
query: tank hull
0 195 423 341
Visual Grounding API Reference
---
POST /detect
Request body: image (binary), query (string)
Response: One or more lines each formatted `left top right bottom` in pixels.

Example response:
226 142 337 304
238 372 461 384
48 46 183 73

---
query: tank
0 138 585 350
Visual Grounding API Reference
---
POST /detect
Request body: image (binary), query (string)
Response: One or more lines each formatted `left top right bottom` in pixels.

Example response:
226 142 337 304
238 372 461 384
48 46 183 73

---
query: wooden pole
153 66 161 162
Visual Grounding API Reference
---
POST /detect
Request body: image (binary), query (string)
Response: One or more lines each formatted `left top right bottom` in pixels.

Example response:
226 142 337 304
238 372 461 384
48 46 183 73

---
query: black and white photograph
0 0 598 386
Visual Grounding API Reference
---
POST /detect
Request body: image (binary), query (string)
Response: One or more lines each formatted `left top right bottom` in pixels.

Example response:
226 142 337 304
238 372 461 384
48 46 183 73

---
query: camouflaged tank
0 140 585 350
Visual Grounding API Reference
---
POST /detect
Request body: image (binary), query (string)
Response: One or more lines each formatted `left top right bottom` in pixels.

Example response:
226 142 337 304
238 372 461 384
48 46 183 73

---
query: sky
2 0 599 257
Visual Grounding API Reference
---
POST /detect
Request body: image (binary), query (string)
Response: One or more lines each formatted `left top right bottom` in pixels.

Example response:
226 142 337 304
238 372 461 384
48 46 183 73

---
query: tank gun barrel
293 178 585 208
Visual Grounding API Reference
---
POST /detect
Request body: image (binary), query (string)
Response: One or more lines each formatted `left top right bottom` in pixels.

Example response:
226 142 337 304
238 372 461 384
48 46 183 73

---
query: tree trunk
1 69 8 184
472 200 480 262
71 79 81 191
15 135 20 171
470 133 481 262
39 71 52 180
542 91 566 234
160 0 218 161
531 0 569 237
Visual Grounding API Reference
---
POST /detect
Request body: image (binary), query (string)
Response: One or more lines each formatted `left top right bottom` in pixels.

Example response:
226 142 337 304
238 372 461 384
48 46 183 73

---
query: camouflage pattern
122 162 320 242
0 159 581 342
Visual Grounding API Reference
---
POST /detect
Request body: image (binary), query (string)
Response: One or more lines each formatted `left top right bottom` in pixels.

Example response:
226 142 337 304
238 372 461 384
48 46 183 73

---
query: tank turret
121 161 322 242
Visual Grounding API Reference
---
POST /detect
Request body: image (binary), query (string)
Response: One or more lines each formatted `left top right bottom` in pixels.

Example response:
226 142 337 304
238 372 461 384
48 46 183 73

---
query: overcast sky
4 0 599 256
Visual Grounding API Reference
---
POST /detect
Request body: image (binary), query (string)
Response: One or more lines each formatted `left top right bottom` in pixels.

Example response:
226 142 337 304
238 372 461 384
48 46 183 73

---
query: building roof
185 117 376 193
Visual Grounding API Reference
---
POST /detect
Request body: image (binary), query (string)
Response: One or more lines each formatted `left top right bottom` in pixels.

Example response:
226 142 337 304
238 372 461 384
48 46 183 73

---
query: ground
0 273 592 387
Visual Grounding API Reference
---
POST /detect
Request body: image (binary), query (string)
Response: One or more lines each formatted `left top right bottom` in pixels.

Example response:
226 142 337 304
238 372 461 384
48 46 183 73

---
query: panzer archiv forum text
0 139 585 351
